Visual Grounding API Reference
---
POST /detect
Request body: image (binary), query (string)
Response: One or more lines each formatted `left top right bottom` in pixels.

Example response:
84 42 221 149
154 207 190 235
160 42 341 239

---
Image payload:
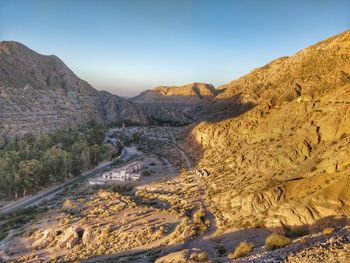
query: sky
0 1 349 97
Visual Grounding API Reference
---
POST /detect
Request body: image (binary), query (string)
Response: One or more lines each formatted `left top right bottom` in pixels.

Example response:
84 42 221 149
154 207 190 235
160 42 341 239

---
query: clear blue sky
0 0 349 96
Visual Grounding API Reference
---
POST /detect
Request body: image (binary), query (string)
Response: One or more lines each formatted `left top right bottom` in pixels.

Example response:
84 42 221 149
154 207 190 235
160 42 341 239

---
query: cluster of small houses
89 159 209 186
89 161 144 185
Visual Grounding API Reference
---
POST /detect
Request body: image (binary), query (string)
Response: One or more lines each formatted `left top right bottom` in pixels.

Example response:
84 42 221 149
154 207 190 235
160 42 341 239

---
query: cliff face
0 41 149 143
184 29 350 230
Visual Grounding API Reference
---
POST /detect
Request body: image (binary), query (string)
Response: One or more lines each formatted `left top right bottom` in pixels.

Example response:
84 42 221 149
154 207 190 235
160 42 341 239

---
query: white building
101 161 144 182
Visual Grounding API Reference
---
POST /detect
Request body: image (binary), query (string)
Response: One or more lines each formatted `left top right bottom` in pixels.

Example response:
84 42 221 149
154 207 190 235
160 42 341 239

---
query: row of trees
0 123 118 199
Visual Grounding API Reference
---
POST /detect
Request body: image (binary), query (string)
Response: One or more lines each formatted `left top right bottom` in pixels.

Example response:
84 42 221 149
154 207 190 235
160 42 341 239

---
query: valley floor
0 126 349 263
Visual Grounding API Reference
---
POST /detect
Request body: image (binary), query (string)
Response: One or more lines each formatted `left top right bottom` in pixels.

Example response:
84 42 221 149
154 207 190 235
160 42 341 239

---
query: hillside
133 82 218 102
217 30 350 103
0 41 149 144
132 82 248 125
131 83 215 125
183 29 350 232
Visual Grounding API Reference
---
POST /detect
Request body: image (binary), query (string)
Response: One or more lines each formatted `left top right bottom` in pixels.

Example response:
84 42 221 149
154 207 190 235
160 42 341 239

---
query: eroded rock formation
184 29 350 229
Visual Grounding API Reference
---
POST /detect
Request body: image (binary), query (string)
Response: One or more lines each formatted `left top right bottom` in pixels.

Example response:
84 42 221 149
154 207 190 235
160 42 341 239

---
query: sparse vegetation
190 250 209 261
322 227 334 235
285 226 309 238
0 206 48 241
215 244 227 256
228 241 254 259
193 208 209 234
265 234 291 250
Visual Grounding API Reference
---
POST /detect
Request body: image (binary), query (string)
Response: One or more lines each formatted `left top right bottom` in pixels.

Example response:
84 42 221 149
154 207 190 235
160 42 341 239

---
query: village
86 126 186 187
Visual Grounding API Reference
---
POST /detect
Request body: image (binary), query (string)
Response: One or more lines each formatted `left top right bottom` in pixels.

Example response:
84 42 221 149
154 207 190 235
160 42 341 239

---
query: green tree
42 146 72 182
70 141 89 175
18 159 42 196
89 144 101 166
0 151 21 198
87 124 106 145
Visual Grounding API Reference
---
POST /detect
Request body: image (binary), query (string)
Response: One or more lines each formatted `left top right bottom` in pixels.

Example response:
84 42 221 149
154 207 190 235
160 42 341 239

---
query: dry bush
228 241 254 259
193 208 209 234
265 234 291 250
166 217 195 244
284 226 309 238
190 250 209 261
215 244 227 256
322 227 334 235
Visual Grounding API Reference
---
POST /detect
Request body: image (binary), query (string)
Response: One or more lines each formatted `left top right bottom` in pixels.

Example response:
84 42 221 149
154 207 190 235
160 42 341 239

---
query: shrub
322 227 334 235
265 234 291 250
310 166 317 172
253 219 266 229
196 251 209 261
190 251 209 261
228 241 254 259
215 244 227 256
193 209 206 225
193 208 208 234
142 170 151 176
285 226 309 238
340 133 348 140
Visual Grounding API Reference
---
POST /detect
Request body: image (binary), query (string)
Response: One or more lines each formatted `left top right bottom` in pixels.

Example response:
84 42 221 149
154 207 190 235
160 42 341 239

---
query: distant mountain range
0 42 248 144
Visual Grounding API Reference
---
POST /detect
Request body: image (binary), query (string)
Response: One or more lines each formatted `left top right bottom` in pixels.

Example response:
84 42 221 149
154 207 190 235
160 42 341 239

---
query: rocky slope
0 41 149 144
183 29 350 231
217 29 350 103
132 82 250 125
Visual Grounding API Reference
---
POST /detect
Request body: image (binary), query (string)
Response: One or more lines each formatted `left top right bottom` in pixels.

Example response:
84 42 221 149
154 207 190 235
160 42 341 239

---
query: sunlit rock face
0 41 149 141
184 29 350 229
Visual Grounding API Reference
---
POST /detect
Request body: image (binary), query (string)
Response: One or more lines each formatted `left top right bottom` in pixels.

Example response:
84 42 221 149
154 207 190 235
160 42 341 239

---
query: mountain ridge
0 41 149 144
217 29 350 103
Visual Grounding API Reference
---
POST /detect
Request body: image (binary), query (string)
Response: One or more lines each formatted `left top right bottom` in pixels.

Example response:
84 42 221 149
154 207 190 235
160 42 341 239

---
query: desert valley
0 22 350 263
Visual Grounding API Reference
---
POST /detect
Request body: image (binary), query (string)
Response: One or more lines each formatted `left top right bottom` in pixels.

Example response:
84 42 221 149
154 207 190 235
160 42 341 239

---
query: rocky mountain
217 29 350 103
182 29 350 231
133 83 218 102
131 83 216 125
132 82 250 125
0 41 149 144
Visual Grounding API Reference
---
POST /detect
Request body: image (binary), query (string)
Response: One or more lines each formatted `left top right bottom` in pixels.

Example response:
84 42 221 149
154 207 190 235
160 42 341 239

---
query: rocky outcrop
58 227 82 249
0 41 149 141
